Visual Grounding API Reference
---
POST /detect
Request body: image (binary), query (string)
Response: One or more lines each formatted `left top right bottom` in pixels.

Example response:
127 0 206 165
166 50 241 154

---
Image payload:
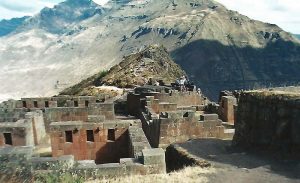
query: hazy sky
0 0 299 33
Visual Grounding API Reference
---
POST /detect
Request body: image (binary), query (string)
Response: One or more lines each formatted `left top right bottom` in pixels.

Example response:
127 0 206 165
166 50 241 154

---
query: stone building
0 110 46 147
0 94 166 179
127 86 234 148
0 86 236 179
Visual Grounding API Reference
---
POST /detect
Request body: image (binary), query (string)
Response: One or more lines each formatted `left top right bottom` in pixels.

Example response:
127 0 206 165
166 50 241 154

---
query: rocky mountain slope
0 16 29 37
0 0 300 101
16 0 105 34
61 45 185 95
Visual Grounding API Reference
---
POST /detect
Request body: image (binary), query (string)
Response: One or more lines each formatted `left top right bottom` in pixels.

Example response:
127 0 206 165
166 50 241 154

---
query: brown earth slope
60 45 185 95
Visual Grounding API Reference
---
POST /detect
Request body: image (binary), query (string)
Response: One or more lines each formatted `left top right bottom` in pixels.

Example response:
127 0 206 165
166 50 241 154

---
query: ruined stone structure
234 91 300 154
0 94 166 179
127 86 234 148
0 110 46 147
218 96 237 124
0 86 236 179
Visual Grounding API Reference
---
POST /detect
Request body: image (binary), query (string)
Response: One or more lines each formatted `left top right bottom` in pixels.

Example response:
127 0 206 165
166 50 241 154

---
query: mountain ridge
0 0 300 101
0 16 30 37
15 0 105 34
60 44 186 95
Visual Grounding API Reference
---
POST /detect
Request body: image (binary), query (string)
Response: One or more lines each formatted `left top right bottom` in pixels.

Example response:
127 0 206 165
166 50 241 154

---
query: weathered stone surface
142 148 165 165
233 91 300 153
200 114 218 121
31 155 74 170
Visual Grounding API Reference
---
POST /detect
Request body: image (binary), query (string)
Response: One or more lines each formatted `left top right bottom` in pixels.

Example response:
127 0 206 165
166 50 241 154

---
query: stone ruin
233 90 300 156
127 86 234 148
0 86 237 180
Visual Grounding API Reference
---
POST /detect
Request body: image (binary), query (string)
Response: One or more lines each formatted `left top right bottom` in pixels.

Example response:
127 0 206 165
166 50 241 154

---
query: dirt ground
176 139 300 183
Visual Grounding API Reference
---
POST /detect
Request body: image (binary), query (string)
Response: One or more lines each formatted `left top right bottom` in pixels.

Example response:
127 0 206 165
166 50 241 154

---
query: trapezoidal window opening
4 133 12 145
22 101 27 108
65 131 73 143
86 130 94 142
85 100 89 107
183 112 189 118
74 101 79 107
34 101 38 108
45 101 49 108
108 129 115 141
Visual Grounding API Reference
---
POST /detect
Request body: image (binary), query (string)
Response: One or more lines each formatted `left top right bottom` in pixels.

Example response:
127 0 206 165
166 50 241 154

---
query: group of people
175 75 189 92
146 75 200 93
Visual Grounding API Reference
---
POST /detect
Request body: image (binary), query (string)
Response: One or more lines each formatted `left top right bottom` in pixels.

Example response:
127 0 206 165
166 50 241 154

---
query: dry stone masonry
233 90 300 155
0 86 236 180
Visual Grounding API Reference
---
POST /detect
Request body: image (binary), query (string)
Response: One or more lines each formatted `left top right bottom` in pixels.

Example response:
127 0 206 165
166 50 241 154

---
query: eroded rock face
233 91 300 154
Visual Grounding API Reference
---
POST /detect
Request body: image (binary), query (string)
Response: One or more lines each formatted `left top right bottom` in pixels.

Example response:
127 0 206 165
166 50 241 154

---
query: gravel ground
176 139 300 183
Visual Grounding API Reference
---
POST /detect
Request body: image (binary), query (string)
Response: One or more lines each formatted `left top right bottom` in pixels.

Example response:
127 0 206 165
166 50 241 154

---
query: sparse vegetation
59 45 186 96
86 166 215 183
34 172 84 183
60 70 108 96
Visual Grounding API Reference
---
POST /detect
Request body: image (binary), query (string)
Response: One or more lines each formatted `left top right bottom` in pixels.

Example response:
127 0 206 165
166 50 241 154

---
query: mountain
0 16 30 37
0 0 300 101
16 0 105 34
60 45 185 95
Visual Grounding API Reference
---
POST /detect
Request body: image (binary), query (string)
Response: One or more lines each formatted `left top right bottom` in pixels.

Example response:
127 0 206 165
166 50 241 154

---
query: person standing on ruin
179 76 186 92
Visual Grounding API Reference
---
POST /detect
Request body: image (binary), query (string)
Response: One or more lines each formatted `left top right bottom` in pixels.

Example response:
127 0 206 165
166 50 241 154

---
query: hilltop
60 45 185 95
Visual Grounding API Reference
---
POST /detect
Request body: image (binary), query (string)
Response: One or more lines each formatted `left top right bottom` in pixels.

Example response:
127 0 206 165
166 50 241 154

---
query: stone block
200 114 218 121
31 155 74 170
142 148 165 165
103 122 117 129
88 115 105 122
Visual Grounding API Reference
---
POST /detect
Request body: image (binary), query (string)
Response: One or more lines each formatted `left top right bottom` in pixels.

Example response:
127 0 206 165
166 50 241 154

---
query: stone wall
44 103 115 131
0 119 33 146
154 91 205 107
219 96 237 124
0 125 166 180
26 111 48 145
0 110 47 147
50 120 132 163
17 97 56 109
141 110 226 148
0 109 26 122
166 144 210 171
234 91 300 153
127 89 206 116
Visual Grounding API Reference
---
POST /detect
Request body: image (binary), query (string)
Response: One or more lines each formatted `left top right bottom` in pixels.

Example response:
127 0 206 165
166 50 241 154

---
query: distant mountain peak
15 0 105 34
0 16 30 37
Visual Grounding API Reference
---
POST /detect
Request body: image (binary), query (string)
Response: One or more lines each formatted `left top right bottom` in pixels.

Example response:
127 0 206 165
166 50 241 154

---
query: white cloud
93 0 109 6
0 0 62 19
215 0 300 33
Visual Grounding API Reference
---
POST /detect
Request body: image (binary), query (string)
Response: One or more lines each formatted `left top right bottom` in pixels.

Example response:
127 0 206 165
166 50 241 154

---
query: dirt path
176 139 300 183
